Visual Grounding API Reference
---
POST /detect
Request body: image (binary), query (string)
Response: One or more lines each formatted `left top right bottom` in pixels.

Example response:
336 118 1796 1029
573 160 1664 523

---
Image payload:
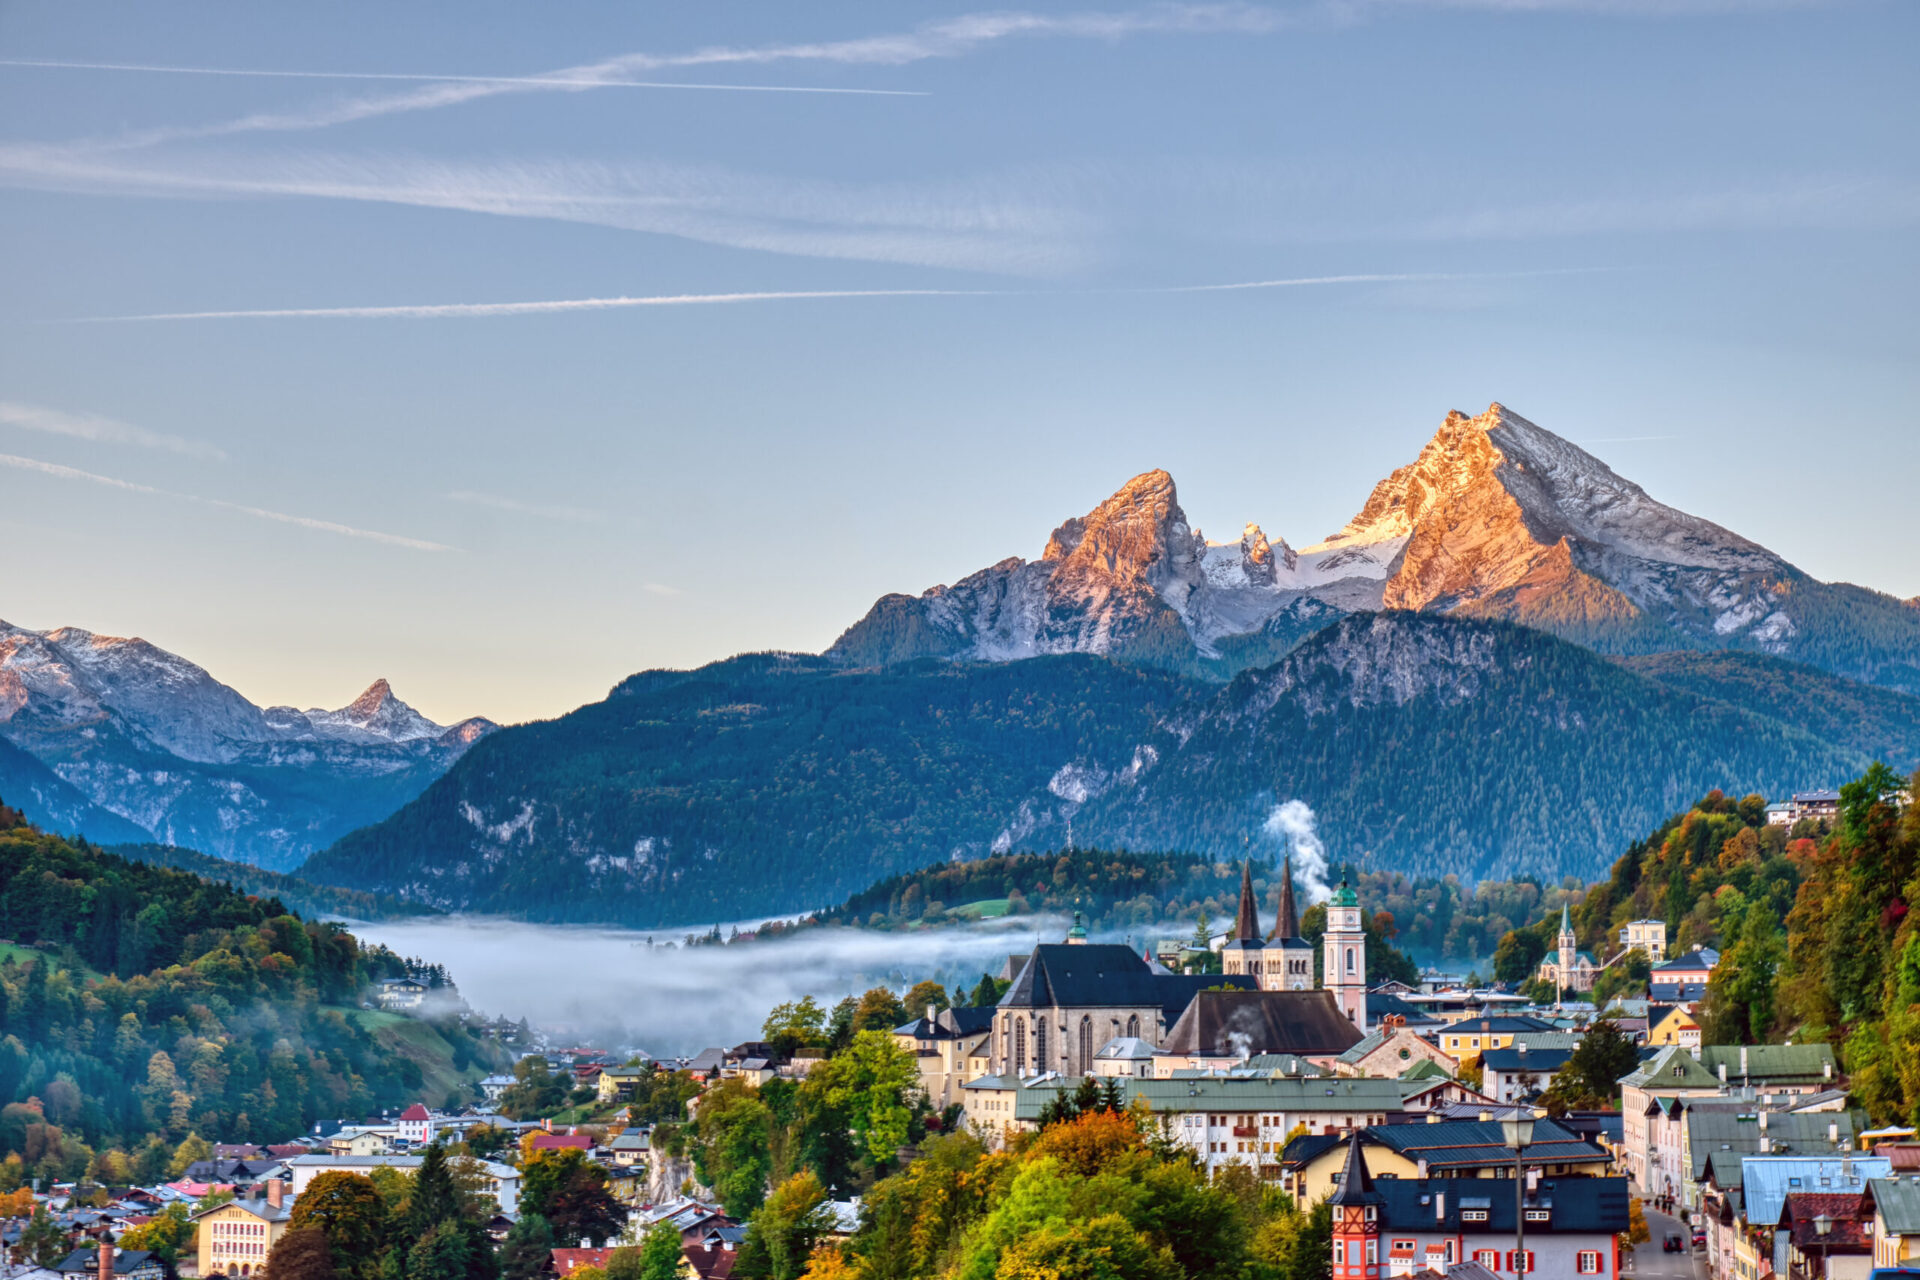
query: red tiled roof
531 1134 593 1151
399 1104 432 1121
1875 1143 1920 1171
550 1249 613 1274
682 1246 736 1279
1784 1193 1871 1251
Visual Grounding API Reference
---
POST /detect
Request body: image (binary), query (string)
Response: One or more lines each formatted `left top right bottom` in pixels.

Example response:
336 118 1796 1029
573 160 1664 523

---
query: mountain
299 613 1918 924
830 404 1920 693
0 620 496 867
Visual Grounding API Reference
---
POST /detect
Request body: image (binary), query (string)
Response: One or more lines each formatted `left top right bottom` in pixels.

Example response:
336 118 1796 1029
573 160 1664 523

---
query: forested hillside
301 616 1920 924
110 841 438 922
0 801 502 1182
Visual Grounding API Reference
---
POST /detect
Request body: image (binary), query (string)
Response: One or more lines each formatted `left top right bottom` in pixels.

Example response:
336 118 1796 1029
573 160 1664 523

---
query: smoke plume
1263 799 1331 905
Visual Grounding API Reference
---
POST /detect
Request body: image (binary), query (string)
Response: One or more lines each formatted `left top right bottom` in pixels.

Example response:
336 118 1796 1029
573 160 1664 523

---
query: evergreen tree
21 1206 67 1267
405 1222 470 1280
497 1212 553 1280
635 1225 683 1280
404 1145 463 1236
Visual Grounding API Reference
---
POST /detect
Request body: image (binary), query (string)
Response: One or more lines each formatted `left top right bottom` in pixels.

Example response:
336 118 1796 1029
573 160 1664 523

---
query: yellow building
1435 1018 1549 1058
192 1185 293 1278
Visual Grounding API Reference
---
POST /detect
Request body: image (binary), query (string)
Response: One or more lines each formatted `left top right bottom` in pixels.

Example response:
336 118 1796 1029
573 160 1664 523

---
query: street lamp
1812 1212 1833 1277
1501 1112 1537 1276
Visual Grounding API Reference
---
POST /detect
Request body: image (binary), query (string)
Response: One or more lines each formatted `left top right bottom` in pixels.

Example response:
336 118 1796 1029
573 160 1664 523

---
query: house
192 1184 292 1278
986 943 1257 1078
549 1248 614 1275
1429 1017 1558 1060
181 1159 286 1189
1862 1176 1920 1270
1395 1065 1500 1115
1697 1043 1841 1094
892 1005 997 1109
1153 989 1366 1074
1618 1046 1727 1197
1682 1105 1853 1217
478 1074 515 1102
375 977 428 1010
1779 790 1843 826
1617 919 1667 965
1649 949 1718 1003
607 1130 650 1167
1735 1156 1890 1280
1114 1076 1404 1177
528 1133 594 1156
1780 1191 1871 1277
1336 1020 1451 1082
1280 1118 1613 1205
394 1104 435 1146
1480 1040 1577 1104
55 1249 162 1280
1091 1036 1158 1079
595 1066 652 1104
325 1127 393 1157
1324 1132 1630 1280
284 1154 521 1214
1646 1005 1700 1048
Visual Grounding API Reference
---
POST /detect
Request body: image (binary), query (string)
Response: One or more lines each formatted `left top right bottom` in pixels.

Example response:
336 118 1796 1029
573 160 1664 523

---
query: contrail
0 58 927 96
64 269 1610 323
0 452 454 551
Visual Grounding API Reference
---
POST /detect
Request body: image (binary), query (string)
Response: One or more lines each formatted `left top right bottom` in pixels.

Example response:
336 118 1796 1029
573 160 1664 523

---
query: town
4 779 1915 1280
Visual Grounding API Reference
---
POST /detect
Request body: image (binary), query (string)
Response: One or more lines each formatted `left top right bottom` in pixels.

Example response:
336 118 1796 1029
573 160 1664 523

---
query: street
1629 1207 1707 1280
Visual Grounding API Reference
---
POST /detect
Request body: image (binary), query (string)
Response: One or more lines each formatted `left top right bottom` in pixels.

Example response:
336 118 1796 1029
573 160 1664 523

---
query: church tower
1556 903 1576 1000
1263 857 1314 991
1323 872 1367 1026
1221 861 1264 981
1328 1130 1382 1280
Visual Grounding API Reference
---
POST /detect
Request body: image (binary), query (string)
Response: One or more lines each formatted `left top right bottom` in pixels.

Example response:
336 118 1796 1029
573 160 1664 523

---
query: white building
285 1154 521 1214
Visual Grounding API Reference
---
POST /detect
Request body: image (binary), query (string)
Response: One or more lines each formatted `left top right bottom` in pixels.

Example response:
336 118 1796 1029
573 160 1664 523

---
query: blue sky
1 0 1915 724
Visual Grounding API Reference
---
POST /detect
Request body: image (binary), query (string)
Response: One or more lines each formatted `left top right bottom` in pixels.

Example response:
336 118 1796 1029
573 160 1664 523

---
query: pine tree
404 1146 462 1236
497 1212 552 1280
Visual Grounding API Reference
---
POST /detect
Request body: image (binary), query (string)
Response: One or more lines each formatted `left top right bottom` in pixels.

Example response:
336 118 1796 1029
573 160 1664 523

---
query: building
55 1250 161 1280
1282 1117 1614 1205
1154 989 1365 1073
1683 1106 1853 1218
1736 1155 1889 1280
394 1103 435 1146
1431 1016 1559 1060
987 944 1255 1078
192 1184 292 1278
1481 1041 1576 1105
478 1074 515 1103
1091 1037 1157 1078
1697 1043 1840 1094
374 977 428 1010
1618 1046 1727 1197
1334 1019 1459 1080
893 1005 996 1110
1322 876 1369 1027
1535 906 1600 995
1220 859 1320 993
607 1130 650 1167
596 1067 652 1105
1646 1005 1700 1048
1650 949 1719 1003
284 1154 521 1214
1862 1177 1920 1271
1617 919 1667 965
1781 1191 1871 1277
324 1127 392 1157
1769 790 1842 827
1325 1132 1629 1280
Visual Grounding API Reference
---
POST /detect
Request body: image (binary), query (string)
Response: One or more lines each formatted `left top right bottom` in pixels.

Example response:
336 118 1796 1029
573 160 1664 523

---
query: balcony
1233 1126 1258 1137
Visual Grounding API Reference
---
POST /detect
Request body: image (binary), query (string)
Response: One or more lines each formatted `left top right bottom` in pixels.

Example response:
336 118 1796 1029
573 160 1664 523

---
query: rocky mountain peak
346 678 396 721
1046 470 1190 586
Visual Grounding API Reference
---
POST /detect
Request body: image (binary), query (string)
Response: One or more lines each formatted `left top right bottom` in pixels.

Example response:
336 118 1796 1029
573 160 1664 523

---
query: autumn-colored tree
1027 1109 1146 1178
262 1227 340 1280
287 1171 391 1280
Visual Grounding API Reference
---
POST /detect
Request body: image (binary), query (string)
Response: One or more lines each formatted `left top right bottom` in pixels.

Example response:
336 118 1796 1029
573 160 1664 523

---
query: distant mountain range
10 402 1918 924
0 620 495 868
832 404 1920 692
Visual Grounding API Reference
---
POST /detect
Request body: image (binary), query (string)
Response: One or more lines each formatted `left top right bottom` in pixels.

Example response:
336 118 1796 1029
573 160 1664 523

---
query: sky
1 0 1915 726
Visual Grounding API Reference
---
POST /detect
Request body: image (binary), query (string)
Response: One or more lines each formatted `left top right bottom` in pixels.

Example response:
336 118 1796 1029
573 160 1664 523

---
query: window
1126 1014 1140 1037
1462 1210 1488 1222
1525 1209 1550 1222
1346 947 1356 973
1474 1251 1500 1269
1365 1240 1377 1265
1507 1251 1534 1273
1577 1251 1602 1274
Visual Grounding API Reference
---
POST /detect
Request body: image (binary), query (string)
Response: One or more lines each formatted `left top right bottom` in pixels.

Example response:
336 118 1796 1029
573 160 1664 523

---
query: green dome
1330 873 1358 908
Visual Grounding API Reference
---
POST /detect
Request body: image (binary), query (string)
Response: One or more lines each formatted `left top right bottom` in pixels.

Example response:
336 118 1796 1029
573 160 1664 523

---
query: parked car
1663 1235 1684 1253
1692 1230 1705 1249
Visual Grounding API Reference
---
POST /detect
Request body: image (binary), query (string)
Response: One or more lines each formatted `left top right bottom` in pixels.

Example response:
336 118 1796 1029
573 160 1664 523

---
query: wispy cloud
447 490 604 523
0 400 226 460
0 452 453 551
58 269 1606 323
0 147 1088 274
0 58 924 98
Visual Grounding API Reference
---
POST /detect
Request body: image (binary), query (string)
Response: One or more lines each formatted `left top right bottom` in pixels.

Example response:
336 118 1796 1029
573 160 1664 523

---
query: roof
1698 1043 1838 1085
1652 949 1720 974
1480 1047 1574 1074
1864 1177 1920 1236
1372 1177 1631 1235
1740 1156 1891 1226
1399 1058 1452 1082
1231 861 1261 944
188 1197 291 1224
1095 1036 1157 1061
1782 1192 1871 1251
1159 989 1365 1058
1001 945 1256 1020
399 1104 432 1121
1351 1119 1609 1173
530 1134 593 1151
1685 1109 1851 1171
1115 1075 1406 1117
1620 1044 1722 1091
1438 1016 1560 1035
1327 1131 1380 1208
285 1154 518 1179
1367 993 1440 1025
56 1252 155 1276
550 1249 614 1274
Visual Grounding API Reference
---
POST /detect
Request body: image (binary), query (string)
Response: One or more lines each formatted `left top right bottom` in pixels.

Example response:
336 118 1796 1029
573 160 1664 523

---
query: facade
1481 1044 1575 1104
1282 1118 1613 1205
1536 906 1600 995
1322 877 1369 1027
1619 1046 1727 1196
1647 1005 1701 1048
1326 1132 1628 1280
1334 1020 1458 1080
1617 919 1668 965
1432 1017 1559 1059
1862 1177 1920 1271
285 1154 522 1214
1650 949 1719 1003
892 1005 996 1110
192 1189 292 1278
375 977 428 1010
394 1103 434 1145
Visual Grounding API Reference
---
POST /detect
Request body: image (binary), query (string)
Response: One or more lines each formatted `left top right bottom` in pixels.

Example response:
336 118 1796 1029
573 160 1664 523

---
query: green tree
850 988 908 1037
405 1145 466 1235
168 1132 212 1177
1540 1017 1641 1114
809 1031 919 1165
763 997 828 1058
634 1223 683 1280
902 982 949 1019
120 1202 195 1279
21 1205 68 1267
740 1171 833 1280
405 1221 471 1280
497 1211 553 1280
690 1079 775 1218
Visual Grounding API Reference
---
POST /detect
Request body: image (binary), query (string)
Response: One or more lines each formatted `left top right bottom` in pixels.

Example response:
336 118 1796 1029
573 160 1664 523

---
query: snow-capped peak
303 678 445 743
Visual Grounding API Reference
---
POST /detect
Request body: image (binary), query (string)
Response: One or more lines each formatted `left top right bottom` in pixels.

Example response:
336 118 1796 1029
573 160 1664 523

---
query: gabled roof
1160 989 1364 1058
1782 1192 1871 1251
1685 1109 1851 1171
1480 1047 1575 1074
1620 1045 1721 1091
1652 949 1719 973
1372 1177 1630 1235
1697 1043 1838 1085
1001 944 1255 1018
399 1104 432 1121
1399 1058 1452 1082
1740 1156 1891 1226
1864 1177 1920 1236
1095 1036 1156 1061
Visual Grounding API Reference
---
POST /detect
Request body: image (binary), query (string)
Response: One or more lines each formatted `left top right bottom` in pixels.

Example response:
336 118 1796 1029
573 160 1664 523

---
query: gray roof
1159 989 1364 1058
1864 1177 1920 1237
1001 944 1255 1020
1374 1177 1630 1235
1481 1047 1575 1074
1686 1110 1850 1179
1094 1036 1156 1061
1697 1043 1838 1085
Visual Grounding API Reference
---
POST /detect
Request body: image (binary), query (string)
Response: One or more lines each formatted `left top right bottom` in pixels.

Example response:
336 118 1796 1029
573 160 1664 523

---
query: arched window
1014 1018 1027 1076
1346 947 1356 974
1035 1018 1049 1070
1079 1016 1093 1074
1126 1014 1140 1038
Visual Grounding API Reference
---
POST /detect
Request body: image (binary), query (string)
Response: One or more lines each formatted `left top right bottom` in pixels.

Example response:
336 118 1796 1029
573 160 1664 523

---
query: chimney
1417 1159 1429 1177
97 1240 113 1280
1760 1112 1769 1132
1759 1136 1770 1154
1740 1046 1749 1080
1824 1061 1834 1081
1436 1191 1446 1222
1518 1042 1528 1056
1719 1063 1728 1085
267 1179 285 1209
1829 1122 1840 1146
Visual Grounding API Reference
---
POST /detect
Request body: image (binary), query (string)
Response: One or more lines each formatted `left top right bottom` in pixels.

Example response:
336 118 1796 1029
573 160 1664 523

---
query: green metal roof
1697 1044 1838 1085
1620 1044 1722 1090
1866 1177 1920 1237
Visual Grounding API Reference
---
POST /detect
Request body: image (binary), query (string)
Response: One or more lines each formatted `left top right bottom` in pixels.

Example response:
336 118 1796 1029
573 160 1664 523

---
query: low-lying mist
351 914 1084 1056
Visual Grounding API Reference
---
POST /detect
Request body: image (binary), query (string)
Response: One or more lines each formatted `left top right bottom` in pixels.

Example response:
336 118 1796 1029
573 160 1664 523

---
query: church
1534 904 1600 994
1221 857 1370 1026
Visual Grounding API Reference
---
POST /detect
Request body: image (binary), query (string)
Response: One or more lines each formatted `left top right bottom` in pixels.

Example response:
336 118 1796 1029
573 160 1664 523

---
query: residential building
374 977 428 1010
478 1074 515 1103
1091 1036 1157 1078
1646 1005 1700 1048
192 1184 292 1278
284 1154 521 1214
1618 1046 1726 1197
1697 1044 1841 1095
1617 919 1667 965
1481 1042 1575 1104
1650 949 1719 1003
394 1104 435 1146
1430 1017 1559 1060
1281 1117 1613 1205
1324 1132 1630 1280
1780 1191 1870 1278
1682 1105 1853 1218
1333 1019 1459 1080
596 1067 652 1105
324 1127 392 1157
1862 1177 1920 1270
607 1130 650 1167
892 1005 996 1110
1736 1155 1889 1280
1774 790 1842 827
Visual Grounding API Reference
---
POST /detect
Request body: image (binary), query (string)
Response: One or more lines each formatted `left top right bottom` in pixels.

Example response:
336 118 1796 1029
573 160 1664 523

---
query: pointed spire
1271 858 1299 941
1233 861 1260 943
1560 903 1572 935
1327 1129 1379 1207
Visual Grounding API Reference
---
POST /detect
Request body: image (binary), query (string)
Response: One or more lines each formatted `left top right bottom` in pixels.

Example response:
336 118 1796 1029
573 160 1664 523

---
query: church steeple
1271 858 1299 941
1233 860 1261 943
